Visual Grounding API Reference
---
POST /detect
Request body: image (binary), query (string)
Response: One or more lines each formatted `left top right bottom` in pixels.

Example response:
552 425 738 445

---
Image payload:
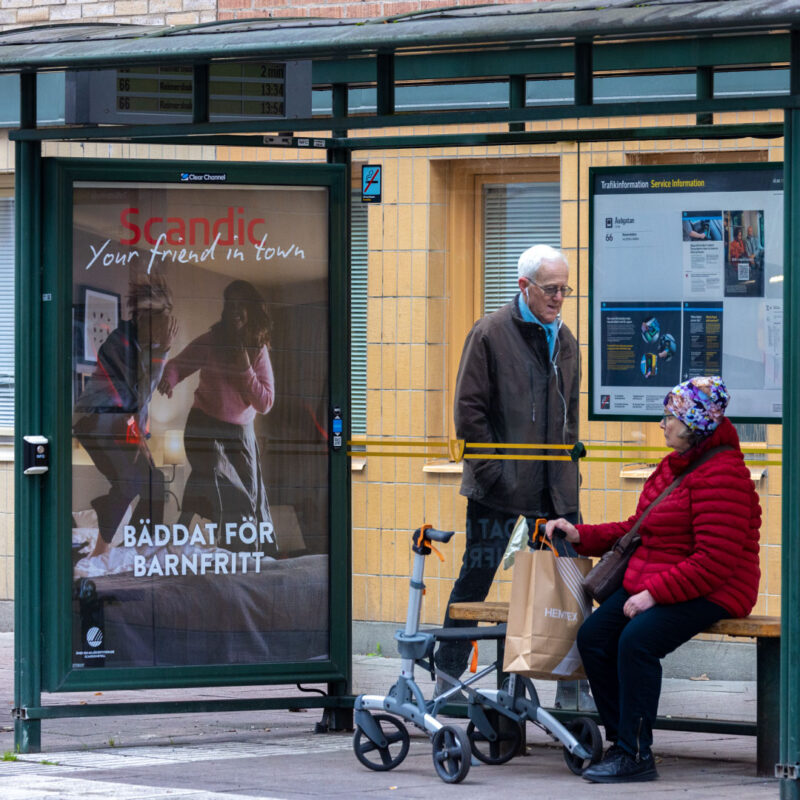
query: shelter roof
0 0 798 73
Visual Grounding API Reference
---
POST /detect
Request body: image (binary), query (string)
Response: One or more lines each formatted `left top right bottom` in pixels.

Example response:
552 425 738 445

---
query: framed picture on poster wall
80 286 120 364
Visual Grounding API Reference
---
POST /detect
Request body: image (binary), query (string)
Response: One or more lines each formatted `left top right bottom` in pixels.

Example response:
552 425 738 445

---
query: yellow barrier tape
463 454 574 462
345 438 782 466
348 439 448 447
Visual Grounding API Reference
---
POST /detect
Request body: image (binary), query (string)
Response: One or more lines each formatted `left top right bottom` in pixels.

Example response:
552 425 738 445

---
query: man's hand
545 518 580 544
623 589 656 618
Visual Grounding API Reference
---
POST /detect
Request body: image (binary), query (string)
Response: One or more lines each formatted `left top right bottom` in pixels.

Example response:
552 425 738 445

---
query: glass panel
350 194 368 437
0 197 14 428
70 181 331 669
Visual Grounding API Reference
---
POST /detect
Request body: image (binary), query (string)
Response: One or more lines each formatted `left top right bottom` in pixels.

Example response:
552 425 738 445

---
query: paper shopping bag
502 547 593 680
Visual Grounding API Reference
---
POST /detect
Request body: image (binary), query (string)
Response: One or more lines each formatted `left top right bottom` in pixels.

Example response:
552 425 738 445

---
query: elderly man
434 244 591 709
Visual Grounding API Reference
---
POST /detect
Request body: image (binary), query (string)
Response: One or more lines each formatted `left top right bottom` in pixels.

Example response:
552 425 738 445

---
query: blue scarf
518 293 558 360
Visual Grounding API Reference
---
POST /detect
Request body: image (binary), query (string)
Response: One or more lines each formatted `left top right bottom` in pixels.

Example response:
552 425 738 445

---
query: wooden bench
450 601 779 777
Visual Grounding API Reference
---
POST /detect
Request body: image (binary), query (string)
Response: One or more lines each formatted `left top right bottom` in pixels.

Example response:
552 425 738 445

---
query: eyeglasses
660 413 676 424
532 282 574 298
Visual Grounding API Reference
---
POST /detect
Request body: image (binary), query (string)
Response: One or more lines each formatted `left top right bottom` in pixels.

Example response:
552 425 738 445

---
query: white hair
517 244 568 281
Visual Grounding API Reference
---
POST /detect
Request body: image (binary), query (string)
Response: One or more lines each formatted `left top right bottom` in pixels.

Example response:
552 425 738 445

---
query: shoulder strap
626 445 733 540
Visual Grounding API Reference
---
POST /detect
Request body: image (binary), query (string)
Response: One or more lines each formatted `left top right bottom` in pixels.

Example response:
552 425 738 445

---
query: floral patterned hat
664 376 729 434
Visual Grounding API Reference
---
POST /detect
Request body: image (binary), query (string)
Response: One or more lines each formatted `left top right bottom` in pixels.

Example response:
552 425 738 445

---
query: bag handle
626 444 733 540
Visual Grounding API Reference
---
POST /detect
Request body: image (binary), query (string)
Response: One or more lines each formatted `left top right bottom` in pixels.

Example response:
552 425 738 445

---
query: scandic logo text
120 206 267 247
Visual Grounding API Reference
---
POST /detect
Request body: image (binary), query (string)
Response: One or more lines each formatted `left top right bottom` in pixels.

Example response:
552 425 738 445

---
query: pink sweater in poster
162 331 275 426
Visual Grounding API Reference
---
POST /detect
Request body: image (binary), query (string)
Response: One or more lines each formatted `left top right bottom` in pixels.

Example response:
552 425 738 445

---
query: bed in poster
590 163 784 421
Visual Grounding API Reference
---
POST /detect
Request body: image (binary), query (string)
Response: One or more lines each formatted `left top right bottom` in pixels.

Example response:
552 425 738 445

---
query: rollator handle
528 519 567 551
412 524 454 556
527 518 549 550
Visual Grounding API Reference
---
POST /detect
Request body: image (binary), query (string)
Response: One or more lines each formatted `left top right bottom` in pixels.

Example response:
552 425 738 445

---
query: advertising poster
70 179 331 669
591 164 783 420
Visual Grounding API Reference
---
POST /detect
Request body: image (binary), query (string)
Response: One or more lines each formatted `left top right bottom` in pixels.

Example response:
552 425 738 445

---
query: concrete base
0 600 12 632
352 619 756 681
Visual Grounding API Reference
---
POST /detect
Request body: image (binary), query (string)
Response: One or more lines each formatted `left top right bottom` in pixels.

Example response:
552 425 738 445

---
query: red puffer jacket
575 417 761 618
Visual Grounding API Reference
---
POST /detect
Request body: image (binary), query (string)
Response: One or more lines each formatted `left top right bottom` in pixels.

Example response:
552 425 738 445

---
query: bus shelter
1 1 799 794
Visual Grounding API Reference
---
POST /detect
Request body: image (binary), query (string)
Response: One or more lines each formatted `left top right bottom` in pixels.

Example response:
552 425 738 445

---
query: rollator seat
423 623 506 641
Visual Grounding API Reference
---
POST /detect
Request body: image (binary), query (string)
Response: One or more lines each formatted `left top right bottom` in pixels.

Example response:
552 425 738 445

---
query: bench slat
709 615 780 637
449 601 780 637
450 601 510 623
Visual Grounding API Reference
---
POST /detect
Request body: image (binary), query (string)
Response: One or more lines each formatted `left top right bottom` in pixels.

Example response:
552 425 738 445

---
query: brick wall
216 0 534 22
0 0 558 30
0 0 218 29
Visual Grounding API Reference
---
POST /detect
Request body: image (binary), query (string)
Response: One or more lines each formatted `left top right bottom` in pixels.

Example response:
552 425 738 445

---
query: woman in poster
74 275 177 557
158 280 277 555
729 227 748 262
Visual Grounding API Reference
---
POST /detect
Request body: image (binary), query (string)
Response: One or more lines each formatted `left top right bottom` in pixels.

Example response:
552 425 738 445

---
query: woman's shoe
582 748 658 783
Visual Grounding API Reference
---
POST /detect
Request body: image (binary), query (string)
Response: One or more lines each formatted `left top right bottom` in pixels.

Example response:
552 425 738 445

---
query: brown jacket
455 296 579 516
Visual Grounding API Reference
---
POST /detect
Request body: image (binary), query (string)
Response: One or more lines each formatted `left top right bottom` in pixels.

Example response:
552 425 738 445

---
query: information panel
590 163 783 421
65 61 311 124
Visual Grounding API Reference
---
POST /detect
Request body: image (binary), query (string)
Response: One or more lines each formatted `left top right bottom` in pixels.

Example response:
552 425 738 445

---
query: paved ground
0 633 781 799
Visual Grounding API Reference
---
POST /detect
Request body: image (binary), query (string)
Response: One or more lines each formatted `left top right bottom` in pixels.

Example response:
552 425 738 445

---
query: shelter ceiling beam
10 96 795 142
12 123 782 151
312 34 788 88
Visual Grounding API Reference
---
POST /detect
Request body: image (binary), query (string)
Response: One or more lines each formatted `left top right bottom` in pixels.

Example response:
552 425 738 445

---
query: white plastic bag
502 514 528 570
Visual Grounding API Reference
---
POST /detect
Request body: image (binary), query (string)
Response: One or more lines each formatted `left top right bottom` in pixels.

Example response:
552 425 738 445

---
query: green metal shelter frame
2 0 800 791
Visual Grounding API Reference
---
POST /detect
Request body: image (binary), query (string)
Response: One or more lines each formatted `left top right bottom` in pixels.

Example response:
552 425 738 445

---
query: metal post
322 143 353 733
332 83 349 140
14 71 43 754
574 40 593 107
509 74 526 133
696 66 714 126
757 637 780 777
192 63 210 124
376 52 395 117
780 28 800 799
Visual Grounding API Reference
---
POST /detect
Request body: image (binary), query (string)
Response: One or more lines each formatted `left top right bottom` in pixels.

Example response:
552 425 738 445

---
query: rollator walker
352 523 602 783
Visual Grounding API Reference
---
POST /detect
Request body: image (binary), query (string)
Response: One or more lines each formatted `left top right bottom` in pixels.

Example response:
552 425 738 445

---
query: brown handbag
583 445 732 603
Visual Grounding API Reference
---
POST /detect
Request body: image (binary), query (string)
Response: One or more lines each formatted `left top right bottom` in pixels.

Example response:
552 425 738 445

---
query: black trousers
577 587 728 757
434 498 577 678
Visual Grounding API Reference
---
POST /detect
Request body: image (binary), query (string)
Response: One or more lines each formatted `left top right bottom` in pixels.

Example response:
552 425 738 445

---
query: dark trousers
577 587 728 757
434 498 577 677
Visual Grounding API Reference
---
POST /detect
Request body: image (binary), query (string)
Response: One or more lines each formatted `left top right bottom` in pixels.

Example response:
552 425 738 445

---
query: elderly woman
547 376 761 783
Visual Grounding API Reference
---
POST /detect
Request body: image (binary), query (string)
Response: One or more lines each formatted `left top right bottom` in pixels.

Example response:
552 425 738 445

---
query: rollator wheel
353 713 410 771
562 716 602 775
466 709 522 765
431 725 471 783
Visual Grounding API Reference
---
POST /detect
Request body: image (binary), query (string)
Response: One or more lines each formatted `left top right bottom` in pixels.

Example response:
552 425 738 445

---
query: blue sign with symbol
361 165 382 203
